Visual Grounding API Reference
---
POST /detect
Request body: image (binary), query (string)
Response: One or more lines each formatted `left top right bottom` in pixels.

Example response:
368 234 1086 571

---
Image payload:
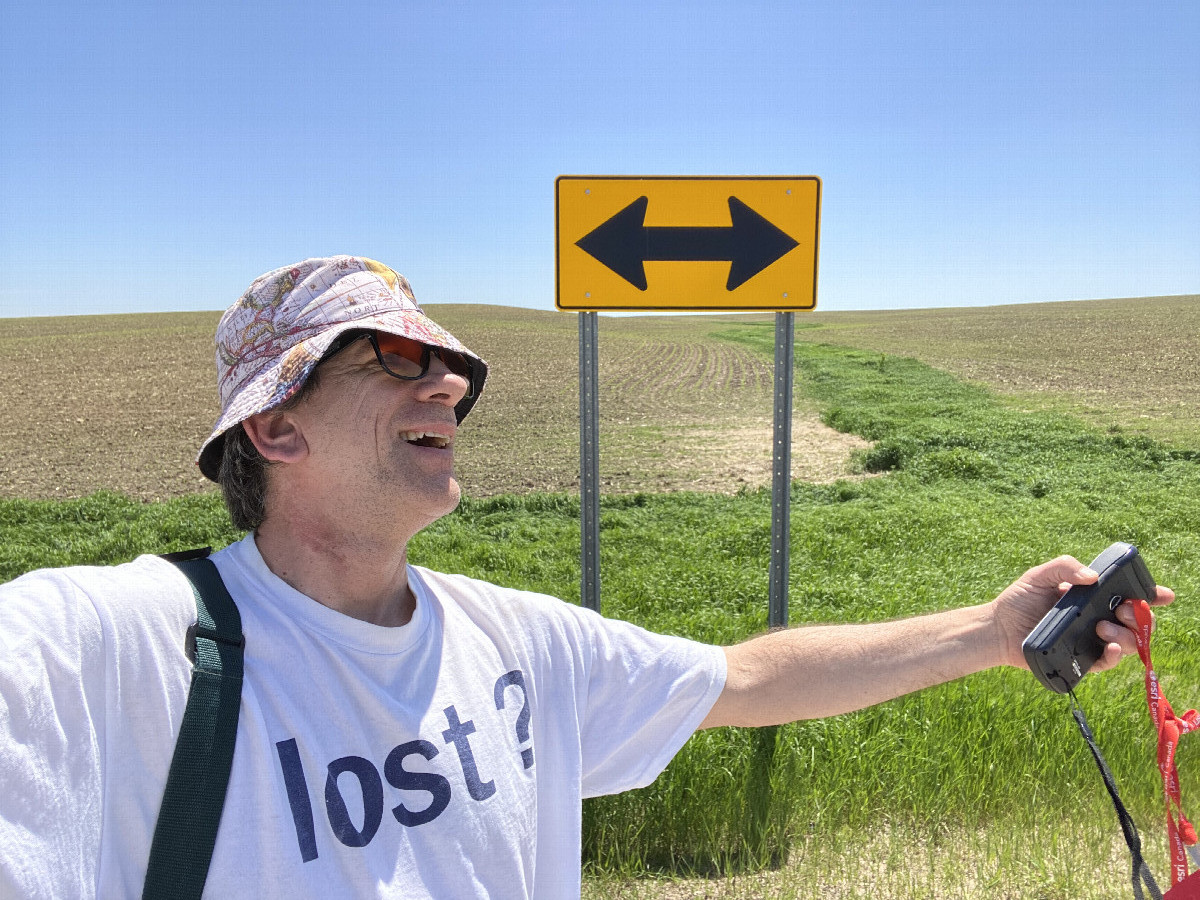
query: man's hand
988 555 1176 673
702 554 1177 730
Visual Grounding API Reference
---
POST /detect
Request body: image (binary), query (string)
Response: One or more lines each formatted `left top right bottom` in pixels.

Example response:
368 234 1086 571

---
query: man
0 255 1173 899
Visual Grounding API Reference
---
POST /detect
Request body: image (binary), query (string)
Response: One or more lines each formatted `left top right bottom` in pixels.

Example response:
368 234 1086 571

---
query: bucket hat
197 255 487 481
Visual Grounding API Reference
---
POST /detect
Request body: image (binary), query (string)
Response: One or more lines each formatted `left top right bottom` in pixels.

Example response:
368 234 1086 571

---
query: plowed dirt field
4 295 1193 503
0 306 868 501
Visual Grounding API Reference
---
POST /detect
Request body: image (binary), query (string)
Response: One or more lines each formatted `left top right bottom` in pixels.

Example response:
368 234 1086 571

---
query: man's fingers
1026 555 1096 591
1097 619 1138 657
1092 641 1126 673
1028 560 1172 608
1152 585 1176 607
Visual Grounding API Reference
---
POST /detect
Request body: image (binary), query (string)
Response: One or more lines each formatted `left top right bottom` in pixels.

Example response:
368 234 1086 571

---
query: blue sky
1 1 1196 317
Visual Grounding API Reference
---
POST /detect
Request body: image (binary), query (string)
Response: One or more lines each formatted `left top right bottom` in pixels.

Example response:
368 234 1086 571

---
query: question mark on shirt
494 669 534 769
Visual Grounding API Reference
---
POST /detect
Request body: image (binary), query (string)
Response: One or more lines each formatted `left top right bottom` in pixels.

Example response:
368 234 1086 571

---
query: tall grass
2 331 1197 896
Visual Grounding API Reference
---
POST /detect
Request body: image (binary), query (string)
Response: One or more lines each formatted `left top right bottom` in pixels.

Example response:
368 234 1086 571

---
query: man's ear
242 410 308 465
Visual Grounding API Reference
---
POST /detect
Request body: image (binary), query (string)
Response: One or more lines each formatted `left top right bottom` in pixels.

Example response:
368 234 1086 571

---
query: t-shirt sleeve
571 609 726 798
0 569 107 898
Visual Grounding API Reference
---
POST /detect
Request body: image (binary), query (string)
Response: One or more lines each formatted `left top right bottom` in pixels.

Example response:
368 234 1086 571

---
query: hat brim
196 310 487 482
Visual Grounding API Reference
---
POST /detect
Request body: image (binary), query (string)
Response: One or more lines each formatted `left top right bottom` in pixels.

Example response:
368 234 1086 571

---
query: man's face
286 335 472 532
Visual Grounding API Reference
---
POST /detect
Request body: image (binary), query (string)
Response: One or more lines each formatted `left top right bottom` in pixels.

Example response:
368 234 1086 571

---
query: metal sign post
579 311 602 612
769 312 795 628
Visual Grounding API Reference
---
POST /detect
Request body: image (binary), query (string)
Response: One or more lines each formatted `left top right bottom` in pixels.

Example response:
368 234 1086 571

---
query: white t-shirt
0 533 725 899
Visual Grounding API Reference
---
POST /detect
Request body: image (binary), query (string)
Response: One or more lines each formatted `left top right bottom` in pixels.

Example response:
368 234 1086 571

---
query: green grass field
2 301 1198 898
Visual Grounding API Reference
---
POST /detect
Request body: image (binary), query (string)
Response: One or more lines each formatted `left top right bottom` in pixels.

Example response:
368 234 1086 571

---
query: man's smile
399 430 453 449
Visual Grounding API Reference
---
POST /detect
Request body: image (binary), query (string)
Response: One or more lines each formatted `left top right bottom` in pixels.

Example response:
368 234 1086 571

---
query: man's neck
252 516 417 628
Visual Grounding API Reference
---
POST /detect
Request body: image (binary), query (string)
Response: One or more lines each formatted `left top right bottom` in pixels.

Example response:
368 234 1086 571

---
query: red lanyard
1133 599 1200 895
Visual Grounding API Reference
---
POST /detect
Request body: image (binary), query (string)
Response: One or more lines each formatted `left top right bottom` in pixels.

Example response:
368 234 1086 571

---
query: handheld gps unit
1022 542 1157 693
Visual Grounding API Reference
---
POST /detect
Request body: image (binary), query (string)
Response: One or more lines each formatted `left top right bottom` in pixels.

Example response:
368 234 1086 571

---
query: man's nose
417 354 471 405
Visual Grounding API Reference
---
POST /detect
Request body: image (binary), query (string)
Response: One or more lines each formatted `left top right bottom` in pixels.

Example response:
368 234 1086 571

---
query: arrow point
576 196 650 290
725 196 799 291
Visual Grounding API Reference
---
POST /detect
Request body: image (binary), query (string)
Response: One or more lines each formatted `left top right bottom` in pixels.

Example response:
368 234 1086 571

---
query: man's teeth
400 431 451 448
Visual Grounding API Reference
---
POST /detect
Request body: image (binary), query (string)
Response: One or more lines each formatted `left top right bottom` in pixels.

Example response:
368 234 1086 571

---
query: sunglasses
323 331 476 398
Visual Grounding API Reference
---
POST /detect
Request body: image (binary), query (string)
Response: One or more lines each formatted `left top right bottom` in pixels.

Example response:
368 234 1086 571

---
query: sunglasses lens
373 333 426 378
374 333 474 386
437 349 474 380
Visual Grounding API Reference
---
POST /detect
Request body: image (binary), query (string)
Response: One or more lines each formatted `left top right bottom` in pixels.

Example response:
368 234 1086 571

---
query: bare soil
795 294 1200 448
0 306 867 502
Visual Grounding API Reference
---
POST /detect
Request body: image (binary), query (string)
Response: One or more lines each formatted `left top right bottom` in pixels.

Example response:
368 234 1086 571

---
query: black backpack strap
142 555 245 900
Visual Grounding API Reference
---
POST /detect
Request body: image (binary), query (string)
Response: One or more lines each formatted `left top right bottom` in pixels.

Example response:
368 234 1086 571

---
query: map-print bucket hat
197 255 488 482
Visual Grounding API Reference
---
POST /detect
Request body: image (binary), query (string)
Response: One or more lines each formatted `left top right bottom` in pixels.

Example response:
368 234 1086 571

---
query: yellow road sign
555 176 820 311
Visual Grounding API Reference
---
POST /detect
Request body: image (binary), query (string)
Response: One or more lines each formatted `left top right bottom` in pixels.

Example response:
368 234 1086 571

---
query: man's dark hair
217 367 324 531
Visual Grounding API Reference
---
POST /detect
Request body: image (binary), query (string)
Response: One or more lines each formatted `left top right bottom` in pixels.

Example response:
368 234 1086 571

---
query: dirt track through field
0 306 869 502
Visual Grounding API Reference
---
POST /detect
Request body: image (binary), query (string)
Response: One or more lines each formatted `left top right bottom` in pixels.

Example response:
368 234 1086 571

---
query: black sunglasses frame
321 330 475 399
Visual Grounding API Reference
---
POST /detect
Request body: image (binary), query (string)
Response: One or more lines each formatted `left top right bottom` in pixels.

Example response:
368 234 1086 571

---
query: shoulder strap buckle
185 620 248 664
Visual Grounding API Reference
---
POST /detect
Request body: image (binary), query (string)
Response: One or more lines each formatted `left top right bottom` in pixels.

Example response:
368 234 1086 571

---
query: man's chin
442 479 463 514
425 477 462 520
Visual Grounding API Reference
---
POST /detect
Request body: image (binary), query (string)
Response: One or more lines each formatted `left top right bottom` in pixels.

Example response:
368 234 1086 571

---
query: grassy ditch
2 333 1198 897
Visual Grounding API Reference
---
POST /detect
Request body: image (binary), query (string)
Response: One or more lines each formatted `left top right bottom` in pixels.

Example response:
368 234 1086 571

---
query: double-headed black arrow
575 195 799 291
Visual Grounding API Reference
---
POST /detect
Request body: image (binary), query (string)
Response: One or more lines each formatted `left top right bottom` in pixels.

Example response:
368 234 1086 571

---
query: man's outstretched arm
701 555 1175 729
